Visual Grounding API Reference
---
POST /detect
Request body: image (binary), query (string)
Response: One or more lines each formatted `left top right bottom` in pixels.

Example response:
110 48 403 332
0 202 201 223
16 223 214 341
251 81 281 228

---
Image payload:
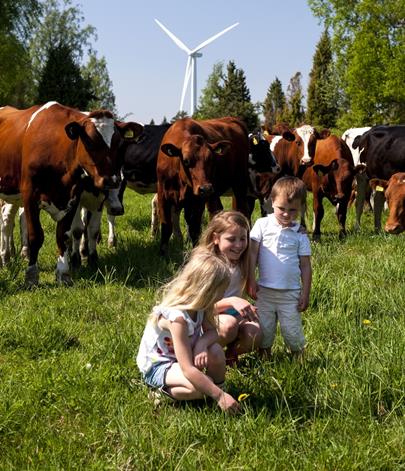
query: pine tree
262 77 286 128
37 42 92 109
220 61 258 130
82 53 117 114
306 29 338 127
196 60 258 129
194 62 224 119
284 72 305 127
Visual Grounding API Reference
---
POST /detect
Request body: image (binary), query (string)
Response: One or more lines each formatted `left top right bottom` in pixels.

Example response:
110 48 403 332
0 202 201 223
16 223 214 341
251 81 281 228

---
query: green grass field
1 192 404 470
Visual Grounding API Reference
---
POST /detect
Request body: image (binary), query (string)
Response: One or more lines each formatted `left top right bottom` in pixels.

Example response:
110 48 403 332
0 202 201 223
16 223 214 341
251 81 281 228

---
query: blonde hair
153 249 231 326
197 210 250 287
271 176 307 206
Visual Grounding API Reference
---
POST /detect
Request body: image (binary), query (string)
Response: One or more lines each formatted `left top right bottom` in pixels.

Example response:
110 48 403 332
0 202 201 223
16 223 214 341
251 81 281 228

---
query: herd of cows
0 101 404 287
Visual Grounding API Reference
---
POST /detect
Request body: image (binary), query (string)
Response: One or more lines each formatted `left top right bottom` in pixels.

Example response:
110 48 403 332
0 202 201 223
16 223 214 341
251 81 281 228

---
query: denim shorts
143 361 173 389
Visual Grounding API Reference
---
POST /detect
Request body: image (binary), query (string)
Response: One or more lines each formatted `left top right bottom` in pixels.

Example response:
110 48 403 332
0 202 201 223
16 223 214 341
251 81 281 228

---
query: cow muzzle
198 184 214 197
385 222 404 235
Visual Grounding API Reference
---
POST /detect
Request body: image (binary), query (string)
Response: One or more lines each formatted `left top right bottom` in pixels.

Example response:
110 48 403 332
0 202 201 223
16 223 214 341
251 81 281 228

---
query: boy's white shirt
250 213 311 290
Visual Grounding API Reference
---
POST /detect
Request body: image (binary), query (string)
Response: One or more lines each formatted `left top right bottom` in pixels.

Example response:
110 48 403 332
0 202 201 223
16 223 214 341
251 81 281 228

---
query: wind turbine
155 19 239 116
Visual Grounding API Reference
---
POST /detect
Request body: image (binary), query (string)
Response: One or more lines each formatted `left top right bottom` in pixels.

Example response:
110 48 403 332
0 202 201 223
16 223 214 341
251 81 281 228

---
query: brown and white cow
267 124 331 175
157 117 250 255
0 101 143 285
369 173 405 234
302 135 356 240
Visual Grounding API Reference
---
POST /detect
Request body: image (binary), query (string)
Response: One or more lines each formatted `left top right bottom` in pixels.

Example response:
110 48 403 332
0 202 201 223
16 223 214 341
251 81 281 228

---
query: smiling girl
197 211 263 365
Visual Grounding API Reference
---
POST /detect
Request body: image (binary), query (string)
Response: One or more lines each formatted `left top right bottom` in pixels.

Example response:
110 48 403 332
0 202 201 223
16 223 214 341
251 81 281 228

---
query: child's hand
232 298 258 322
217 392 240 414
298 293 309 312
246 281 258 300
193 350 208 369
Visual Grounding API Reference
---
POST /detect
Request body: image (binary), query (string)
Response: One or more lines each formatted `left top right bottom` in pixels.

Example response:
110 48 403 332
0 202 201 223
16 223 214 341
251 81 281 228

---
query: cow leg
106 213 117 248
373 189 385 232
231 188 250 220
171 206 183 242
23 198 44 287
206 195 223 218
151 194 159 238
69 206 85 270
55 210 78 286
312 192 324 242
159 197 174 256
354 174 368 231
184 196 205 246
336 199 349 239
0 202 19 265
85 209 102 268
18 207 29 259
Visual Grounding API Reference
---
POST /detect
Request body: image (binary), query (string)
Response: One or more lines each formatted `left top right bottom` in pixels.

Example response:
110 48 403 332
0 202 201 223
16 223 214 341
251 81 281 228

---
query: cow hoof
339 231 346 240
87 252 99 268
56 271 73 286
312 234 321 243
20 247 30 260
71 252 82 270
25 265 39 288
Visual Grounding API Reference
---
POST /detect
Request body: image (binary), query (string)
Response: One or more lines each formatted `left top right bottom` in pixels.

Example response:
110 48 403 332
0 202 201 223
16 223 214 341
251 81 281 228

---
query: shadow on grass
73 234 189 289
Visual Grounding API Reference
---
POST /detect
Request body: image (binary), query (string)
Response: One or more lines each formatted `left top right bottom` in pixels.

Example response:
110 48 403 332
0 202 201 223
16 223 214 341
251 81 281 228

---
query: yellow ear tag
124 129 134 139
238 393 250 402
317 170 323 177
375 185 384 192
253 137 258 145
215 147 223 155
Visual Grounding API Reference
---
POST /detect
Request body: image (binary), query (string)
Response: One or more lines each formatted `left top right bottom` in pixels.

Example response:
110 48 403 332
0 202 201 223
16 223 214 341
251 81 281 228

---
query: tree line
1 1 403 129
0 0 116 113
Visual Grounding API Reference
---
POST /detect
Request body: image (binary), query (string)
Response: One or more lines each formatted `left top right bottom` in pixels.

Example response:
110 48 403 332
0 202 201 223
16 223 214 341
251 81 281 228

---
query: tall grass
0 192 404 470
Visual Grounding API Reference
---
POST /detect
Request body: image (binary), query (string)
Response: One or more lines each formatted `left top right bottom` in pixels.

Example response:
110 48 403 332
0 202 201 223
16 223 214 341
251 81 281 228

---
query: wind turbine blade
180 56 192 112
155 19 191 54
191 22 239 53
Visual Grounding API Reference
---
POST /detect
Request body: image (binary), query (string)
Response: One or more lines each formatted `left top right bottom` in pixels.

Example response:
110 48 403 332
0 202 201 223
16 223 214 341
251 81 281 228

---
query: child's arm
169 318 240 413
298 255 312 311
215 297 258 321
193 318 219 370
246 240 260 300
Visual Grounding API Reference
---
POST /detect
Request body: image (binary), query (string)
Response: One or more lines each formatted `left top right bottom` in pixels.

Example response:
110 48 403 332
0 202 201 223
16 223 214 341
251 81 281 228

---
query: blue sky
81 1 323 124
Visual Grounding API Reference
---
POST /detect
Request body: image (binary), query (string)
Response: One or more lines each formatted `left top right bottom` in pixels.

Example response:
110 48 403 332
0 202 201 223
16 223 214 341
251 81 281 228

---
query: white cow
342 127 371 230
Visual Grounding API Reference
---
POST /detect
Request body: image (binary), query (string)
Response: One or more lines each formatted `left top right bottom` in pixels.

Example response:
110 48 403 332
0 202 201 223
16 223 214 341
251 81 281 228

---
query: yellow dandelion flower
362 319 371 325
238 393 250 402
330 383 337 389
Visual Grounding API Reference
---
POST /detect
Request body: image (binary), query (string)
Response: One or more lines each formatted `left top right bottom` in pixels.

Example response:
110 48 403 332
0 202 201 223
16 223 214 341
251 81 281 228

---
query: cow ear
354 163 367 175
319 129 331 139
65 122 82 140
312 164 327 177
282 131 295 142
369 178 388 192
116 122 144 141
161 143 181 157
211 140 231 156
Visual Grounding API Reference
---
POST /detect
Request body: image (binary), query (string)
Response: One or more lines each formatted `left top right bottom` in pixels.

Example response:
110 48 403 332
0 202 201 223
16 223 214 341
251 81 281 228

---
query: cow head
161 135 231 197
370 174 405 234
65 111 143 190
313 158 354 204
295 125 330 165
248 131 280 197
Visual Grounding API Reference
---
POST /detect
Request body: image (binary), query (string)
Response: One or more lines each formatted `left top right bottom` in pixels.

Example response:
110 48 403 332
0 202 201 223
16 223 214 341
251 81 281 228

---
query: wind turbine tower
155 19 239 116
